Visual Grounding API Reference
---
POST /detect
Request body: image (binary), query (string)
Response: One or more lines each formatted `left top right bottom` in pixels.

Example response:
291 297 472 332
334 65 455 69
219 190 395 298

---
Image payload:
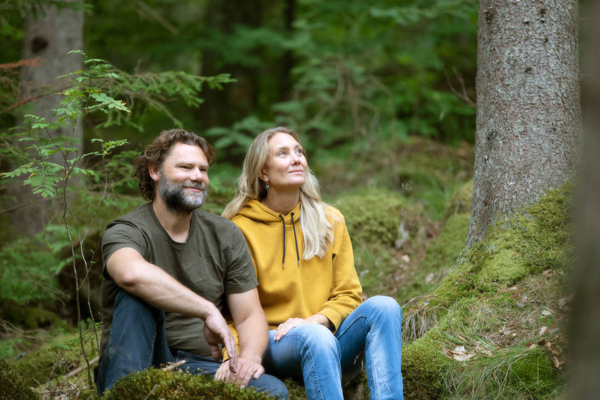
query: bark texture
570 0 600 397
11 1 84 236
467 0 581 246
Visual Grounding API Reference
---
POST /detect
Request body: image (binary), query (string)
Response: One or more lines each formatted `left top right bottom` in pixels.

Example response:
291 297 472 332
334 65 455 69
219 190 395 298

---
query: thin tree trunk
278 0 295 102
570 0 600 397
467 0 581 246
11 0 84 236
198 0 262 129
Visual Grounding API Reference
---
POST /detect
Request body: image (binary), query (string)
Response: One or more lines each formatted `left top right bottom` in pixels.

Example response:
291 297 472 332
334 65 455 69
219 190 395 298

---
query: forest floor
0 136 572 400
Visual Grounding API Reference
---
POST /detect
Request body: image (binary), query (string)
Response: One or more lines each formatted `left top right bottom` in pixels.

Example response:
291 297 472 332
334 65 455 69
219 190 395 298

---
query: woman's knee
363 296 402 322
293 324 340 357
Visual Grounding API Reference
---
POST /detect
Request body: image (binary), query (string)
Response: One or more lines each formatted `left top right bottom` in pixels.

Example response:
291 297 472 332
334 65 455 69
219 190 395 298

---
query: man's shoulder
194 209 237 230
105 203 154 232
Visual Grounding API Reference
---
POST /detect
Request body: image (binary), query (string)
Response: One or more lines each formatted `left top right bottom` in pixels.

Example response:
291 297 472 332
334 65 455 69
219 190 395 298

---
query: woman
221 127 403 400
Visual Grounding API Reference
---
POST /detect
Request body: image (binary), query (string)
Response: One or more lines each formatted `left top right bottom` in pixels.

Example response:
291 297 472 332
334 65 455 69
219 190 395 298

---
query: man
95 129 288 399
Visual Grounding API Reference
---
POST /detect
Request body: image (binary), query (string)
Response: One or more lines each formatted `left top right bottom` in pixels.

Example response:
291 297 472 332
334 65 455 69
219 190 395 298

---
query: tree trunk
11 0 84 236
570 0 600 397
466 0 580 246
198 0 262 129
278 0 295 102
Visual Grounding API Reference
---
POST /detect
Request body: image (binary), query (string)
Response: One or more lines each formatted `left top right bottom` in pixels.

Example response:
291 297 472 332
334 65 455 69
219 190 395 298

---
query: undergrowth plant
0 50 233 386
1 50 133 384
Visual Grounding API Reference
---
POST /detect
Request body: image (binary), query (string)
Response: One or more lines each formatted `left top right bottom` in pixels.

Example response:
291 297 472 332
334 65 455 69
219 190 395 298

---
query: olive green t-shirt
99 203 258 358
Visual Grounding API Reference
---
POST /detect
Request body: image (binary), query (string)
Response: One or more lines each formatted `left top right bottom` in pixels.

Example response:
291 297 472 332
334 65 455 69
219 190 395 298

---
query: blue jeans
262 296 403 400
96 289 288 399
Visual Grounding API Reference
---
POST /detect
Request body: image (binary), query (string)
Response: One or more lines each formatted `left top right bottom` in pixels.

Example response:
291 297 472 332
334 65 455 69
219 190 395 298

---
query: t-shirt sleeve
101 222 148 280
223 223 258 294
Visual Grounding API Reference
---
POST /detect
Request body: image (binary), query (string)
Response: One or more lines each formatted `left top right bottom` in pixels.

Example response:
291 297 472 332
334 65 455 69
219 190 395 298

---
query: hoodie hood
237 200 302 268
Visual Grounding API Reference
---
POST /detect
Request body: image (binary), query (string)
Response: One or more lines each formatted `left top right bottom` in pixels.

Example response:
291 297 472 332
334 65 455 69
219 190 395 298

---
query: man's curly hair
134 129 217 201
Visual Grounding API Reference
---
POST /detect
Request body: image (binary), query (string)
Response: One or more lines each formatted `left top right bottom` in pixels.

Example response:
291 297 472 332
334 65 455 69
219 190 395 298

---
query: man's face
154 143 210 214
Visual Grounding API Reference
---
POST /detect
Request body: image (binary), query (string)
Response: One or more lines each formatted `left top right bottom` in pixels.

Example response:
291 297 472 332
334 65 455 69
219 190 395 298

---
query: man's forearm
108 248 217 320
236 310 269 362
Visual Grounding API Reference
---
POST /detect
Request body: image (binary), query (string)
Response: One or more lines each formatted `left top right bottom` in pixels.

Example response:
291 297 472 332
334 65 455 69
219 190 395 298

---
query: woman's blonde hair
222 127 337 259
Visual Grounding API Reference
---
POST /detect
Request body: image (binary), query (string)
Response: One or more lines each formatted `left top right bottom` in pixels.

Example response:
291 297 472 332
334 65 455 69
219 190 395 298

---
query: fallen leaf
552 356 560 368
540 326 548 335
543 269 555 279
558 294 574 309
541 310 553 316
454 346 466 354
454 353 474 362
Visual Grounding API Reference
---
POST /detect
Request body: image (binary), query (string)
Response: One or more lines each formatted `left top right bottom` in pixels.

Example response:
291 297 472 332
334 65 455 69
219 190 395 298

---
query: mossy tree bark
467 0 581 246
11 0 84 236
571 0 600 397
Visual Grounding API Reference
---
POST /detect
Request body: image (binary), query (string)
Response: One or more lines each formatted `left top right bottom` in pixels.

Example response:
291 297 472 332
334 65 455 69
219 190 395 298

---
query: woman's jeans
95 289 288 399
262 296 403 400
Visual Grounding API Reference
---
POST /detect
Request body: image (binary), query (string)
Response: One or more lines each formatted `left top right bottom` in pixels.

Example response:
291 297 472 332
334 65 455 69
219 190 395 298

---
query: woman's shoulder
323 203 346 224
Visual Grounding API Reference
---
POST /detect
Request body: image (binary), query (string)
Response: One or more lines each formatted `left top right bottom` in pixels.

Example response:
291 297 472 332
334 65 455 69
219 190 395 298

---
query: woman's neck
261 188 300 215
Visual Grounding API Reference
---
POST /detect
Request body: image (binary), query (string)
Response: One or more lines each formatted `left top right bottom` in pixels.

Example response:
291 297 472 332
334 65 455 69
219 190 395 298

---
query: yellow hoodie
225 200 363 356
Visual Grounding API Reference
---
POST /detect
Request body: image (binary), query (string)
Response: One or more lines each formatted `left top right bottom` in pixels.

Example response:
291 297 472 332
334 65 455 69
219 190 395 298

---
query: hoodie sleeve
318 213 363 332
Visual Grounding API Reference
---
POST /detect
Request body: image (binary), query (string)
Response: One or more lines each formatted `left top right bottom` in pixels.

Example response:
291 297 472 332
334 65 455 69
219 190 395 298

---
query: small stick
64 356 100 379
162 360 186 371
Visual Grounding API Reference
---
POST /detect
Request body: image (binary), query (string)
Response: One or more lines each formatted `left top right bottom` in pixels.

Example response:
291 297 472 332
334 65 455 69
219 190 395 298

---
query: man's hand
203 311 238 373
215 356 265 388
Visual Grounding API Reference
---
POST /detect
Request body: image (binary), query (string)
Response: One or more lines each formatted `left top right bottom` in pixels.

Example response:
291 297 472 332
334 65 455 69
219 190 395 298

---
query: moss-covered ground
1 137 572 399
400 183 572 399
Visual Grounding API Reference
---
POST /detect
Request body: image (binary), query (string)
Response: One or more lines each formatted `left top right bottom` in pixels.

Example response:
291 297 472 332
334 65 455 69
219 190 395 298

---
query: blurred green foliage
75 0 477 162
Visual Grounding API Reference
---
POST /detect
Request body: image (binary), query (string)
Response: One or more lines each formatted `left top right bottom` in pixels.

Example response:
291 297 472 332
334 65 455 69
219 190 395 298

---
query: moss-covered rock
103 368 277 400
334 190 417 247
0 359 40 400
0 300 70 331
402 329 451 399
400 183 572 399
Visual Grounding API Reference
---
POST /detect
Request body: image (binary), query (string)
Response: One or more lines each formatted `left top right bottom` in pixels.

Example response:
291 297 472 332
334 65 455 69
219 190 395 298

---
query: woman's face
261 132 307 192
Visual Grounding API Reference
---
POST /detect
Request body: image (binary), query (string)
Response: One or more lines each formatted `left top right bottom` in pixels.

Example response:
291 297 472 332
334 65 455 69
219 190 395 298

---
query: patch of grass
7 324 99 388
0 359 40 400
443 347 557 399
396 181 472 304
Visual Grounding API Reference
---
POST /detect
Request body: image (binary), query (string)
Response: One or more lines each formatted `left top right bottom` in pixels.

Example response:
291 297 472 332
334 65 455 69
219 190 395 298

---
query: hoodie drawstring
279 214 286 269
291 213 300 267
279 213 301 269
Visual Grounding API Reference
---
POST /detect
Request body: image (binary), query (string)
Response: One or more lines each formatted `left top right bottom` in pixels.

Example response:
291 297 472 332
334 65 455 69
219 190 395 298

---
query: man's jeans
96 289 288 399
262 296 404 400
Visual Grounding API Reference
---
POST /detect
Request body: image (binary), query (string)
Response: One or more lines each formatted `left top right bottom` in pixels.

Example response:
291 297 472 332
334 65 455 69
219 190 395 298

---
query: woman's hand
274 318 309 341
215 360 232 382
215 357 265 388
274 314 334 341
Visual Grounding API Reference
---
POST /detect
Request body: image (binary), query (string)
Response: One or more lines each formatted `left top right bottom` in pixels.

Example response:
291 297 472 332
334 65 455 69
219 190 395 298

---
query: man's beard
158 171 207 214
